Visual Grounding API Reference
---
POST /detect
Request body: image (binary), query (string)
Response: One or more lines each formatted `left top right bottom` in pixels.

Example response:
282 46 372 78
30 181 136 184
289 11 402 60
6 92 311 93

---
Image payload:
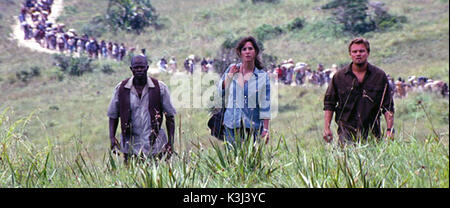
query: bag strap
148 77 162 143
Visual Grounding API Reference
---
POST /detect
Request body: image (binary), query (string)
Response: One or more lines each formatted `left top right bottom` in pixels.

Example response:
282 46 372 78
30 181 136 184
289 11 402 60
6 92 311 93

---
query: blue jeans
224 127 261 147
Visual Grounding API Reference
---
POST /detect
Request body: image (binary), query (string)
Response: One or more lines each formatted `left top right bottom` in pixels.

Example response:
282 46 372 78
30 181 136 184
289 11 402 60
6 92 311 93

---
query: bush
254 24 284 41
105 0 161 34
53 54 69 72
286 17 305 32
304 18 344 39
322 0 407 35
53 55 93 77
16 70 31 83
82 15 107 37
221 35 241 50
68 56 93 76
50 67 65 81
372 6 407 31
15 66 41 83
101 64 115 74
30 66 41 77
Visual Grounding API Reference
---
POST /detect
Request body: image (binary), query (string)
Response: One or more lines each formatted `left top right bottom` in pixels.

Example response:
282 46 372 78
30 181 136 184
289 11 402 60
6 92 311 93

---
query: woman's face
240 41 256 63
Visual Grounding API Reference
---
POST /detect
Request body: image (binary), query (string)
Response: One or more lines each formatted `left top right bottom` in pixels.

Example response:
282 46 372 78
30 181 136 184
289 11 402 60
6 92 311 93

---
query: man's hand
109 118 120 153
110 137 120 153
163 143 174 159
386 129 394 140
323 128 333 143
323 111 334 143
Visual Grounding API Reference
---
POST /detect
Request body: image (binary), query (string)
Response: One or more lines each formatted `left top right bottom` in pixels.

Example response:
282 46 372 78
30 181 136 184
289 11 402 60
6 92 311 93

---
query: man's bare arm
323 110 334 142
384 111 394 138
109 118 119 149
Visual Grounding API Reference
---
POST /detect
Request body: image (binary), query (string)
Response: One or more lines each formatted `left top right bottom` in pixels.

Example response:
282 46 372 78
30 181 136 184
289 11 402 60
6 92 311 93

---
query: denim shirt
218 64 271 129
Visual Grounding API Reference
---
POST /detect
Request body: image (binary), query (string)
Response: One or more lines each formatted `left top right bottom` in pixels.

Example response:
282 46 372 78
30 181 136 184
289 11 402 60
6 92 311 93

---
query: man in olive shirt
323 38 394 145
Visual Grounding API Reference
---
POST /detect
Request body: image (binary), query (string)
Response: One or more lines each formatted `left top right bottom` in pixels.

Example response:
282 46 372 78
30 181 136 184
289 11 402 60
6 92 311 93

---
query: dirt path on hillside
10 0 64 54
8 0 173 74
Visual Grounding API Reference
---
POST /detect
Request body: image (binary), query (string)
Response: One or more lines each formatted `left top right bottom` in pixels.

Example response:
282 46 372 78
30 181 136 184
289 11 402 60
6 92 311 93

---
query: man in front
323 38 394 145
108 55 176 163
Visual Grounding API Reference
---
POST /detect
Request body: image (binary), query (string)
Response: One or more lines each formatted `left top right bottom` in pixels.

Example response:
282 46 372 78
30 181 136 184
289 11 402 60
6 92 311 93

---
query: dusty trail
7 0 164 73
10 0 64 54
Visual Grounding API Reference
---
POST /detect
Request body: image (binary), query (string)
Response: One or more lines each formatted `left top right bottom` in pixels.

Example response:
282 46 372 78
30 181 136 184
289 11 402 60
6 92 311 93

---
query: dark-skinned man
108 55 176 163
323 38 394 146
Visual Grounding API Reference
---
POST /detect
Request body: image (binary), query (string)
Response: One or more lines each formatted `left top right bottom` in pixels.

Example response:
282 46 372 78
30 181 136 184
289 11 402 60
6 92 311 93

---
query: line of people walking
19 0 127 61
18 1 448 100
153 53 449 99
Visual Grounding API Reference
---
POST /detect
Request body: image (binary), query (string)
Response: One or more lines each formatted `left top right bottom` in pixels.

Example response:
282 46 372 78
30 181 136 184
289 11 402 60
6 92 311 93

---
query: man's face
130 65 148 78
349 43 369 66
130 56 149 78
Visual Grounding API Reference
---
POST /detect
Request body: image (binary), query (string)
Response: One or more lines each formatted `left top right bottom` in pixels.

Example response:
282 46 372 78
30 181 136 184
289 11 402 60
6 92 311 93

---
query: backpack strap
118 78 132 139
148 77 163 143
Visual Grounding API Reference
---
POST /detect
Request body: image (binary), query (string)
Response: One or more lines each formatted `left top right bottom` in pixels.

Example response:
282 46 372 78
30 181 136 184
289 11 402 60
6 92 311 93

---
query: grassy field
0 0 448 187
1 104 448 188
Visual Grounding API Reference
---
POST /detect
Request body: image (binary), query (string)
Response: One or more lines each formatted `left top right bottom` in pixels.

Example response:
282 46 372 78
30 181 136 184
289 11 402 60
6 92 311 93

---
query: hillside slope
0 0 448 158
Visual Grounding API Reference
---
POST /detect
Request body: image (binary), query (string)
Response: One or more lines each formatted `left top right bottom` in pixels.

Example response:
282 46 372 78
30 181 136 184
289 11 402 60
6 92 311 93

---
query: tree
322 0 406 35
322 0 375 35
105 0 160 34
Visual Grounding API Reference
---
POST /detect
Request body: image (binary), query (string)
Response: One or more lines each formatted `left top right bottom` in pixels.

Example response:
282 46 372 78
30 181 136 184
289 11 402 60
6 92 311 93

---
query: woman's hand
228 64 240 77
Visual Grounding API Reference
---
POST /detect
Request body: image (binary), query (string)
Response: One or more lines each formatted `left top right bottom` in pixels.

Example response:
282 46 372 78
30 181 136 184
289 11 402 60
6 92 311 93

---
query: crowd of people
19 0 128 61
18 1 448 99
268 60 335 87
154 55 215 74
268 59 449 98
389 75 449 98
159 55 449 99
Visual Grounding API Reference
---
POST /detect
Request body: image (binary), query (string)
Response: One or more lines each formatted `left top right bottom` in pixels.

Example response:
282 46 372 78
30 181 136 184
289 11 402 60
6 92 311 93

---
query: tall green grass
0 0 448 188
1 108 448 187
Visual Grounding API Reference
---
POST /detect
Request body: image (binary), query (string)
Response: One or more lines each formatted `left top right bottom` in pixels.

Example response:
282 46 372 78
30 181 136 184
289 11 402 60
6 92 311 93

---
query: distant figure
100 40 107 58
107 42 113 57
107 55 177 163
22 22 33 40
395 78 406 98
119 43 126 61
168 56 177 73
159 57 167 71
323 38 395 146
19 6 27 22
441 83 449 97
184 57 194 74
112 43 119 61
56 33 65 53
275 65 283 82
184 58 190 73
201 57 208 72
